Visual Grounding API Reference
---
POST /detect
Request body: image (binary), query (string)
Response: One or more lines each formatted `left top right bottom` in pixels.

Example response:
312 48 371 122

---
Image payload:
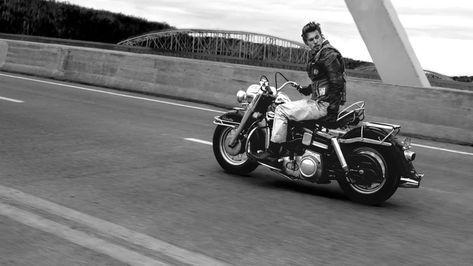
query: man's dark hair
301 22 323 44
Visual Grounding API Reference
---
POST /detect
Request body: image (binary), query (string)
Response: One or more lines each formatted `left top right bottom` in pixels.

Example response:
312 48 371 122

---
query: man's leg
252 102 293 167
254 100 327 167
272 99 328 143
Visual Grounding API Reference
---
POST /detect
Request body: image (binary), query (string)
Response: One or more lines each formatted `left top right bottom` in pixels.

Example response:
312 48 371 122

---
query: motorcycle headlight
236 90 247 103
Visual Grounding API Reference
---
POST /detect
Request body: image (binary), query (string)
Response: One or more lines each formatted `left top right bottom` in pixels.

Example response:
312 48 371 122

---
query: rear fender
341 126 415 180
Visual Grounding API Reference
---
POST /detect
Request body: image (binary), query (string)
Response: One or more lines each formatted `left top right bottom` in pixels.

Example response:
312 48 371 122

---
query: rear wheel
212 126 258 174
338 146 399 205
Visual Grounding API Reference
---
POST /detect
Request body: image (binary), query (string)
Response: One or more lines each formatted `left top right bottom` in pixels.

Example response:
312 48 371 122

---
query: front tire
338 146 399 205
213 126 258 174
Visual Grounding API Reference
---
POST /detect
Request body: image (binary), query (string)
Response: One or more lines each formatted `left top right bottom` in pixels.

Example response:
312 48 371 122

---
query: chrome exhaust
399 173 423 188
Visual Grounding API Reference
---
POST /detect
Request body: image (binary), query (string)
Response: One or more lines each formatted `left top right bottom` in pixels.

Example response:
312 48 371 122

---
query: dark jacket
299 41 346 120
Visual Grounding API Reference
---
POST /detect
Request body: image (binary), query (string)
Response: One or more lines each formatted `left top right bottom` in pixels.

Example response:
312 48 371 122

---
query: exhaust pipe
399 173 423 188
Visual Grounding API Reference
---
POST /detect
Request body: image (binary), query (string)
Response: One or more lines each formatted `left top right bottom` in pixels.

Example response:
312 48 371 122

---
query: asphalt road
1 72 472 266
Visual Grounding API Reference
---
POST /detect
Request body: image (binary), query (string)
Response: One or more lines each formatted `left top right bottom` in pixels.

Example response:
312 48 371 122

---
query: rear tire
212 126 258 175
337 146 399 205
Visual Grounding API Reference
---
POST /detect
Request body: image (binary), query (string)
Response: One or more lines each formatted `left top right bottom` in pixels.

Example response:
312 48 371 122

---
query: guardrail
1 33 471 91
0 38 471 145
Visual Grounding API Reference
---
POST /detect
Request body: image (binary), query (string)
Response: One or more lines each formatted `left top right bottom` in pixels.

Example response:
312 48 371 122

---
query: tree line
452 76 473 83
0 0 173 43
1 0 469 81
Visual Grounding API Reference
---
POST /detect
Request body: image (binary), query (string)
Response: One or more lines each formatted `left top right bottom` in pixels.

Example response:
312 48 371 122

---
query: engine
300 151 323 179
282 150 323 182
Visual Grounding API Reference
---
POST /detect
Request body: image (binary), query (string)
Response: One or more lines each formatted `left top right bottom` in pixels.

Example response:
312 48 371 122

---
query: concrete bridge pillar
345 0 431 87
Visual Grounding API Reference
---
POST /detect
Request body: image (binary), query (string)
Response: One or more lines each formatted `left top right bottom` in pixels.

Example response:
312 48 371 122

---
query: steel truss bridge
117 29 310 66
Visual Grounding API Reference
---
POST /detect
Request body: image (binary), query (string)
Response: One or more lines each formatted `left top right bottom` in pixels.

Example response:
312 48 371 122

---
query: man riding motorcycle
255 21 347 167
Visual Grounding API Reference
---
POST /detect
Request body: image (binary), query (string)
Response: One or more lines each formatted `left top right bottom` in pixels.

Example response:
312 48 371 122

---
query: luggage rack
339 121 401 146
336 101 365 125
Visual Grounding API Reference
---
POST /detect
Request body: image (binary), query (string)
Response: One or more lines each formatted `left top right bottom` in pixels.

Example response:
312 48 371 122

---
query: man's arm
297 84 312 96
320 50 345 104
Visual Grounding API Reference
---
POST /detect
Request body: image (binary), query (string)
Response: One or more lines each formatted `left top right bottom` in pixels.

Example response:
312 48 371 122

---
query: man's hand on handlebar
292 83 303 92
294 83 311 96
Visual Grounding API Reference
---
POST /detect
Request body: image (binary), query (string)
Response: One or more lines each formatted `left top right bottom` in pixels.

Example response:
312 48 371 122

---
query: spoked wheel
338 146 399 205
212 126 258 174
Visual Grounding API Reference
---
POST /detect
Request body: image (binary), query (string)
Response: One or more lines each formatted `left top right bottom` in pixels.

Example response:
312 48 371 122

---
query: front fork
228 94 260 147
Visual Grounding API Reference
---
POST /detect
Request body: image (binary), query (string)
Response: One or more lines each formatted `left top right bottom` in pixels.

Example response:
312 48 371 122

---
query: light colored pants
271 99 329 143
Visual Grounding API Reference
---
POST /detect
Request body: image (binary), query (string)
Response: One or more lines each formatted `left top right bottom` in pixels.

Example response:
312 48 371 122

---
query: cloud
56 0 473 75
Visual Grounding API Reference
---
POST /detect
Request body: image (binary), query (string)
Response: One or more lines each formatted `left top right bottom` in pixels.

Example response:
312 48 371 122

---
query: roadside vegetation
0 0 471 86
0 0 173 43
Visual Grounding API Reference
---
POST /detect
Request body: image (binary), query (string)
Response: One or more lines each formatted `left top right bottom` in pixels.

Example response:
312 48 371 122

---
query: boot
253 142 282 168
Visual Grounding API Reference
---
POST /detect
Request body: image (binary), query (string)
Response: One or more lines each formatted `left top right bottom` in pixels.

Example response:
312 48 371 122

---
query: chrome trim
315 131 333 139
312 141 328 150
213 116 239 128
363 122 400 143
339 137 392 146
404 150 416 161
302 132 312 146
300 151 322 178
236 90 247 103
270 169 298 181
265 126 270 150
276 81 298 91
328 129 348 135
364 121 401 130
399 177 420 188
337 101 365 121
401 137 412 150
228 92 261 146
245 125 269 153
399 172 423 188
331 138 348 172
259 161 282 171
338 121 403 147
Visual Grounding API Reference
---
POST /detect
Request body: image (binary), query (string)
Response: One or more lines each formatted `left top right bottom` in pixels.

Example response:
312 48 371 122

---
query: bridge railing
117 29 311 65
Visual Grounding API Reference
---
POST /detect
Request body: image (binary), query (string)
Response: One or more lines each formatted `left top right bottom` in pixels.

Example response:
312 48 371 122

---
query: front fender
213 110 244 128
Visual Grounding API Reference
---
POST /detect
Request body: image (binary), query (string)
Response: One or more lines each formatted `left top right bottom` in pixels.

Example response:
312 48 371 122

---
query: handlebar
276 81 299 91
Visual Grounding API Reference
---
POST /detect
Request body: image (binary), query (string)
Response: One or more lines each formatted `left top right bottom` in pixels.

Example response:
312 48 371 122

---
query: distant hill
347 62 473 85
452 76 473 83
0 0 173 43
1 0 471 87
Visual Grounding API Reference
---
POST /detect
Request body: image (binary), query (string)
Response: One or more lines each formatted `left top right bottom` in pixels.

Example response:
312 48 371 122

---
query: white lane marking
185 138 212 146
0 96 24 103
0 202 170 266
1 72 471 157
412 144 473 157
0 185 231 266
0 72 225 113
186 136 473 158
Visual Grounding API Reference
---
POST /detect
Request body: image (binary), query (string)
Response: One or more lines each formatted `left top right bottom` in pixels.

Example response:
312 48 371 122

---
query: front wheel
337 146 399 205
213 126 258 175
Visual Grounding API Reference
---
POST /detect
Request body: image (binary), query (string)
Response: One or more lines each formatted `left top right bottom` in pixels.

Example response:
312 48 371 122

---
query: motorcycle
212 73 423 205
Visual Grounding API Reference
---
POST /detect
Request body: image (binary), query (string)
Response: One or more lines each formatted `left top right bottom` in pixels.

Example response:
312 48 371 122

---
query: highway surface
1 72 472 265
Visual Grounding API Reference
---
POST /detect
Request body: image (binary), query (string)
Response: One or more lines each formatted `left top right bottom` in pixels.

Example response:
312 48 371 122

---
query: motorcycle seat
292 116 344 130
291 108 364 130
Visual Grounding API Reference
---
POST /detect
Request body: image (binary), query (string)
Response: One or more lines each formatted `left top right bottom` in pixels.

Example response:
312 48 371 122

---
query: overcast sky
59 0 473 76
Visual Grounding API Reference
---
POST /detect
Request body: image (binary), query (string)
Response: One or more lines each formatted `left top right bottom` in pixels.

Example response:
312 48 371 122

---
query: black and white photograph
0 0 472 265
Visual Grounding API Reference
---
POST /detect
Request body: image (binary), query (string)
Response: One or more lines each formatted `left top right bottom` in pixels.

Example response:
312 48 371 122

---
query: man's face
306 30 323 50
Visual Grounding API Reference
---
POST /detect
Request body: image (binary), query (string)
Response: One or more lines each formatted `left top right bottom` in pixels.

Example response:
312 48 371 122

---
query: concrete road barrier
0 39 471 145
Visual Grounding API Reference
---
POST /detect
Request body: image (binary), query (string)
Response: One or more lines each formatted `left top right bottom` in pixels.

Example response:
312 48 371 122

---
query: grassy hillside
349 64 473 90
0 0 470 88
0 0 173 43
